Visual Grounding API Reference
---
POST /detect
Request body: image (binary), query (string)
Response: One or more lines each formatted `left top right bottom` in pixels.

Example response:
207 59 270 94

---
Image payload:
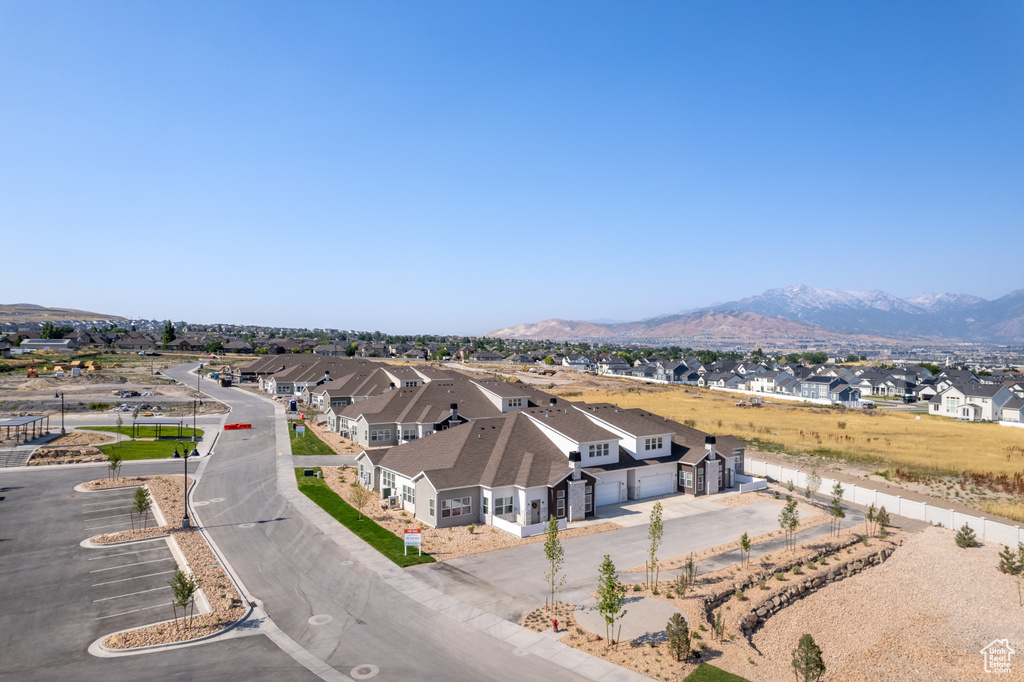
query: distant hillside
0 303 126 324
488 309 842 342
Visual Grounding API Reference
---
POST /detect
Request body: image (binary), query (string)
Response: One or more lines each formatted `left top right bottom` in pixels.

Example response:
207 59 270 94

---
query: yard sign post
404 528 422 556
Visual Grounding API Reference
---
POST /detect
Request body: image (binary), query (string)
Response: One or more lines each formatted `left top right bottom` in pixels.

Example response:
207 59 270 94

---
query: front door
530 500 540 524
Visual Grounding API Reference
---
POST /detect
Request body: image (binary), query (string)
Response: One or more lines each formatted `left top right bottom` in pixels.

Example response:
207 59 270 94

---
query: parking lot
80 486 184 631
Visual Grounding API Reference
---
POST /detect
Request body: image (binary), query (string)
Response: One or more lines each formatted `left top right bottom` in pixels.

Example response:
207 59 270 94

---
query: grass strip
288 422 336 455
80 425 204 439
98 441 195 460
294 468 434 567
683 663 750 681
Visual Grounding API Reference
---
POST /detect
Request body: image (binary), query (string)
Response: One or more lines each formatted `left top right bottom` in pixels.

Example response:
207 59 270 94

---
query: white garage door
637 473 673 499
595 482 620 506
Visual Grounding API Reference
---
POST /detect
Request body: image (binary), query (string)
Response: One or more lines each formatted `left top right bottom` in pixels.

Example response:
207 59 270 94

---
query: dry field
551 384 1024 479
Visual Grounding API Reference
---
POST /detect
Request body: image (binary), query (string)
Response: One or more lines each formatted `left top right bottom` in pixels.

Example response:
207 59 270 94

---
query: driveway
588 492 728 528
409 500 800 618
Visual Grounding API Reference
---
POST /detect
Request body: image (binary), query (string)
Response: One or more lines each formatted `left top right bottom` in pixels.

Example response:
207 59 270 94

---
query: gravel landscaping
81 475 247 648
322 466 622 560
29 430 113 465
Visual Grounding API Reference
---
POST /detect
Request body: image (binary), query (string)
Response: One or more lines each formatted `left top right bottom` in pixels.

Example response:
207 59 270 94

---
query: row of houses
233 354 751 535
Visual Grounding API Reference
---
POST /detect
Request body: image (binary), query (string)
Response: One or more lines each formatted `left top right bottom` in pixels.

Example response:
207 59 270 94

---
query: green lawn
289 422 335 455
98 440 196 460
683 664 750 682
294 468 434 567
80 425 204 439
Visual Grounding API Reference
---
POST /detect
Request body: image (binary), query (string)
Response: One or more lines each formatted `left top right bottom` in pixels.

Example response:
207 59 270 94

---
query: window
403 381 417 387
402 485 415 504
441 497 472 518
556 489 566 518
381 470 395 491
508 398 523 408
482 496 489 515
428 499 435 518
423 430 432 437
645 437 663 451
370 428 392 442
585 486 593 513
697 470 704 492
494 496 513 515
945 396 961 413
588 443 609 458
402 429 417 441
679 470 693 488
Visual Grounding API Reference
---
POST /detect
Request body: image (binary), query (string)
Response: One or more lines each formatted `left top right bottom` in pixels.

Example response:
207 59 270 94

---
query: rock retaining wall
737 542 900 636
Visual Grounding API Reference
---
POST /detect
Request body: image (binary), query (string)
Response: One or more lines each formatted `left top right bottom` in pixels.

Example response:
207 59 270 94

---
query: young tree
876 506 890 538
349 481 373 520
647 501 664 589
792 634 826 682
106 450 124 480
740 531 751 570
779 499 799 551
595 555 627 646
865 503 877 538
805 469 821 501
676 553 697 598
713 609 725 642
115 414 123 447
168 564 201 635
132 486 152 530
830 482 845 536
543 516 565 616
666 613 690 661
955 523 977 548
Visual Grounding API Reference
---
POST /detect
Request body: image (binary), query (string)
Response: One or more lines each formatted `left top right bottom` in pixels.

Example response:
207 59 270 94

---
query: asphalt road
0 464 317 682
165 365 589 682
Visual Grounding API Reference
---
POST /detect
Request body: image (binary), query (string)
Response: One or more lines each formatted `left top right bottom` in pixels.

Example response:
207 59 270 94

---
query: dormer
471 380 531 413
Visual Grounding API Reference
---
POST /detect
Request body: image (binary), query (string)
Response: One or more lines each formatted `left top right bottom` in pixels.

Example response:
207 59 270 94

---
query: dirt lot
0 361 227 418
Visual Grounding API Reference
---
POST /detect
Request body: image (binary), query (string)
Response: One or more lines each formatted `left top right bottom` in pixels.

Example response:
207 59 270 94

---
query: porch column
567 479 586 522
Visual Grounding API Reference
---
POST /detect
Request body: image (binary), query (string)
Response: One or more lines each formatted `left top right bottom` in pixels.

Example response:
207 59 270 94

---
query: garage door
637 473 673 499
595 482 620 506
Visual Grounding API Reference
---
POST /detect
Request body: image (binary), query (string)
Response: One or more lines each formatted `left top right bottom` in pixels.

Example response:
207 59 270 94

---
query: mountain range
487 285 1024 343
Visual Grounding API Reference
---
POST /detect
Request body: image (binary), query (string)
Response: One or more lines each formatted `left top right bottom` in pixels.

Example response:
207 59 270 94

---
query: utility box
303 468 316 477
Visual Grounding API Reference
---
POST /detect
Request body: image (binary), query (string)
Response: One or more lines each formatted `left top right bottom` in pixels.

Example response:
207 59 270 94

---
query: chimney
705 435 716 452
549 398 557 406
568 450 582 480
389 382 395 390
450 403 458 419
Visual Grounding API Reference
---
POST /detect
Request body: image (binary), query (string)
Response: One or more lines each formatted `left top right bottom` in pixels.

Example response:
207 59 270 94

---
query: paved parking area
590 492 730 528
86 538 178 628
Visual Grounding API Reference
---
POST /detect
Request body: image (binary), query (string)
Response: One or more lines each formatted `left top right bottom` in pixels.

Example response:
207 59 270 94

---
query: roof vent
549 398 557 406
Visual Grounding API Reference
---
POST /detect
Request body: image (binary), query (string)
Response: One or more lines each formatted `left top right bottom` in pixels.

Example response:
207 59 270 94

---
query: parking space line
83 506 132 513
93 585 171 602
88 546 168 561
96 602 172 620
83 497 137 506
92 570 176 587
85 521 137 530
82 513 133 521
90 558 175 573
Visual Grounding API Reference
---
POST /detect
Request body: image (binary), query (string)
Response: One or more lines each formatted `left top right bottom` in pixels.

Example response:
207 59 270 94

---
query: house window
494 496 513 515
428 499 435 518
381 471 395 491
585 486 593 513
482 496 489 515
441 497 472 518
402 429 417 441
645 437 663 451
404 381 417 387
402 485 415 504
556 489 566 518
588 443 609 458
370 429 391 442
423 430 432 437
508 398 523 408
679 470 693 488
697 470 704 492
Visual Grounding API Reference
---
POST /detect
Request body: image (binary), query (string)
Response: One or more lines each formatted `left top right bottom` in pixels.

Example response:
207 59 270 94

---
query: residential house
20 338 77 352
929 384 1014 421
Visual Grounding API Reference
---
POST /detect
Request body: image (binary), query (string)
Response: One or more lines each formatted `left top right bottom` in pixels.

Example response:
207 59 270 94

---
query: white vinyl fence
491 514 566 538
746 458 1024 547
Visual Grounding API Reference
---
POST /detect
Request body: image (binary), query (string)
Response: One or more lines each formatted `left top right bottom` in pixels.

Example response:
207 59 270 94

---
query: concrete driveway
589 493 730 528
409 500 800 619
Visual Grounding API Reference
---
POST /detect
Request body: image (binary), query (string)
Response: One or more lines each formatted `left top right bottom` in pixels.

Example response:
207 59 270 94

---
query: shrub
758 578 767 590
734 588 746 601
792 565 802 575
955 524 977 549
775 571 785 581
467 524 475 534
633 584 642 592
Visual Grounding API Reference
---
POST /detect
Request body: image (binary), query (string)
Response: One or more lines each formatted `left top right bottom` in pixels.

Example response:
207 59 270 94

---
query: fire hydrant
552 619 558 632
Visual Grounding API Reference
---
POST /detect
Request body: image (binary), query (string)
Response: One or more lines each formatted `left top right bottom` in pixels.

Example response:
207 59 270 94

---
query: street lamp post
54 391 65 435
173 444 190 528
192 398 203 440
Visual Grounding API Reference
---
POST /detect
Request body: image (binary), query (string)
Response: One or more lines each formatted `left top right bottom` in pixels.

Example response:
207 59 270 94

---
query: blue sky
2 1 1022 334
